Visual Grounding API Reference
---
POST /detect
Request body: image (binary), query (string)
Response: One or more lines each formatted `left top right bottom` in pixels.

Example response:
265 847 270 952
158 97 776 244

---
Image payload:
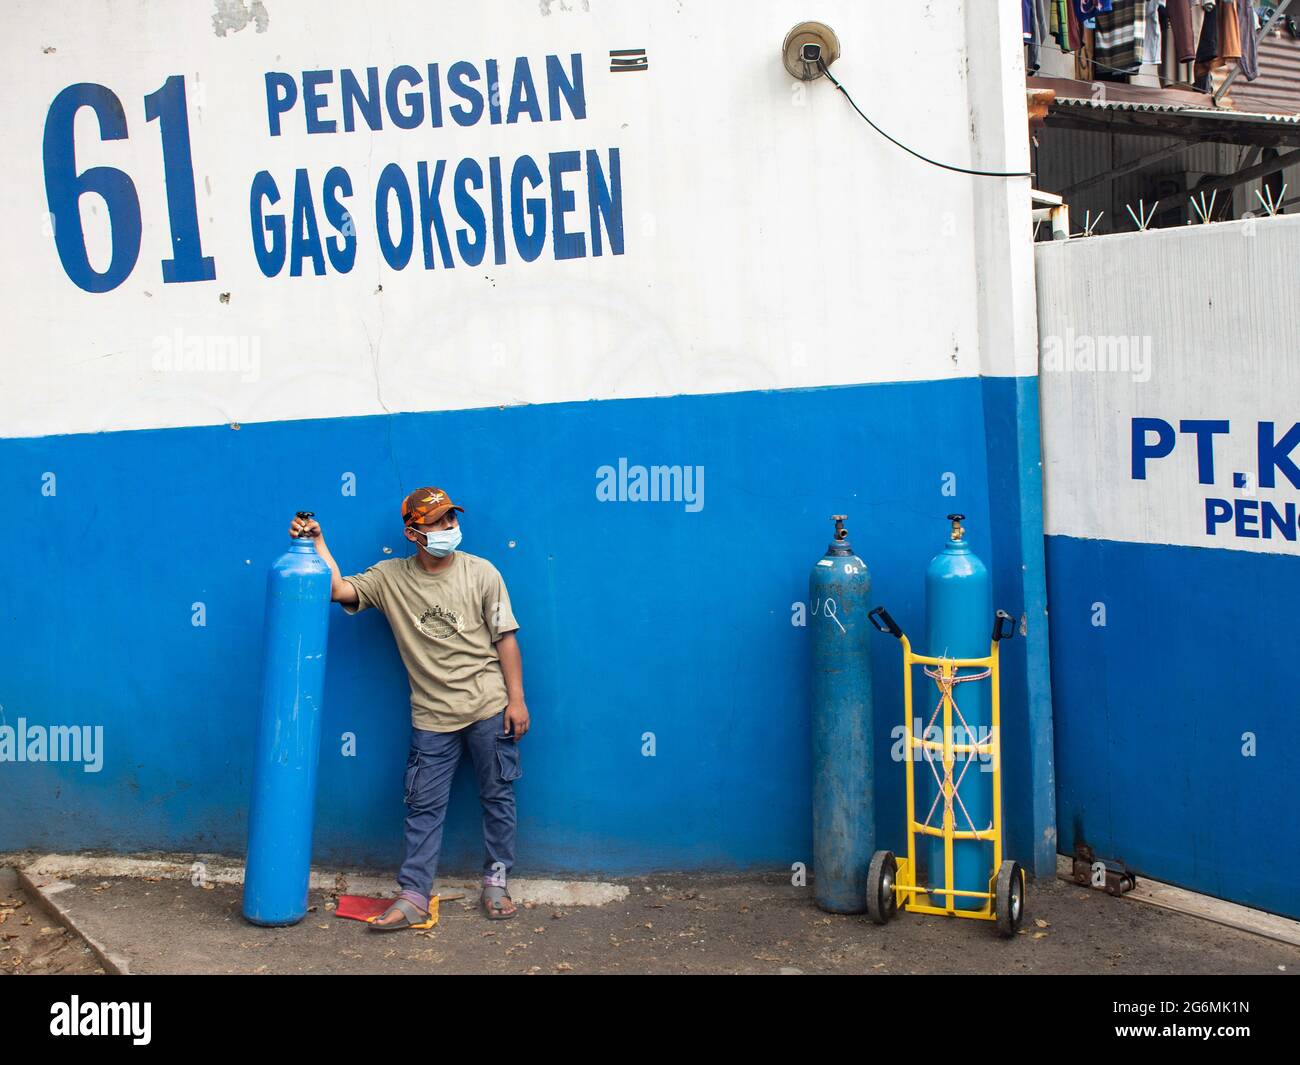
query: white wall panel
0 0 1023 438
1037 215 1300 555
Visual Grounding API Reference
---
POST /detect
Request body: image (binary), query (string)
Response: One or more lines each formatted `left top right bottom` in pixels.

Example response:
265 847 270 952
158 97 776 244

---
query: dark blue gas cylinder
810 515 875 913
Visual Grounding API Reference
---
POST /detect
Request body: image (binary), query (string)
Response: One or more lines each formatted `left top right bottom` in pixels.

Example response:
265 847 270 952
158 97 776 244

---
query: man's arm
315 535 359 606
288 515 358 605
496 631 529 739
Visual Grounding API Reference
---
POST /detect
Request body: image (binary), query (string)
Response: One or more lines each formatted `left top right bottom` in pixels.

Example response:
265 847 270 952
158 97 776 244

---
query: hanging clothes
1027 0 1051 73
1218 0 1244 62
1069 3 1093 75
1143 0 1164 64
1195 1 1261 86
1193 1 1219 90
1095 0 1148 74
1073 0 1114 72
1052 0 1072 49
1238 0 1260 81
1167 0 1198 61
1067 0 1085 50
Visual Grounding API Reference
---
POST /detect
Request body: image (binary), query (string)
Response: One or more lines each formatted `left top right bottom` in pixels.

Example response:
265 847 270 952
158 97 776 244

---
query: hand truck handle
868 606 902 639
992 609 1016 643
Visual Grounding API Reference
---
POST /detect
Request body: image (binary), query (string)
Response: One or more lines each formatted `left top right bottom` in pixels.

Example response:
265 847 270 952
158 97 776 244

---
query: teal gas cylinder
810 515 875 913
922 514 991 911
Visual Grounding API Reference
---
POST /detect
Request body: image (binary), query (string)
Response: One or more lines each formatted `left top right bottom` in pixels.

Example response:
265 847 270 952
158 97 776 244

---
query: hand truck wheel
866 850 898 925
995 860 1025 938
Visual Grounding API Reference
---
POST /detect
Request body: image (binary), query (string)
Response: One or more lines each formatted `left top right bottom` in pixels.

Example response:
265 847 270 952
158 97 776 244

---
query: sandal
481 884 517 920
366 897 436 931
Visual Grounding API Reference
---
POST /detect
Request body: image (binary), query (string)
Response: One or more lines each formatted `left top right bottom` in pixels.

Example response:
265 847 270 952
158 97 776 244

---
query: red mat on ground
334 895 395 922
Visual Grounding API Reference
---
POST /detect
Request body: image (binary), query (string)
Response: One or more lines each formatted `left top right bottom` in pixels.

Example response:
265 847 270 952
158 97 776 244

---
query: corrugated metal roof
1230 32 1300 116
1050 95 1300 125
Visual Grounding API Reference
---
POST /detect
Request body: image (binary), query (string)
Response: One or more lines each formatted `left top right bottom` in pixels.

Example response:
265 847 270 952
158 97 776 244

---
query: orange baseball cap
401 487 463 527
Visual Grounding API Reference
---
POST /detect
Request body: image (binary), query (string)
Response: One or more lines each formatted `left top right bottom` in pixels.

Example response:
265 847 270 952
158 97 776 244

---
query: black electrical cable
817 57 1034 179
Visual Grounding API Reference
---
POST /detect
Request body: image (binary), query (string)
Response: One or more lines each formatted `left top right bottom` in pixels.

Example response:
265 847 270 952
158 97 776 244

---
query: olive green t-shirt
342 551 519 732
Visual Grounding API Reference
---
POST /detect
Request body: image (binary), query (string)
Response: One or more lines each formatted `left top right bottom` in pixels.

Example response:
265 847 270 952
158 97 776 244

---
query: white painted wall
0 0 1031 439
1037 215 1300 556
964 0 1039 380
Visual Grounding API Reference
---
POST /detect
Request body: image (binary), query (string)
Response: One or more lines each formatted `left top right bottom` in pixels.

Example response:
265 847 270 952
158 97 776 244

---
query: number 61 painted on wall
43 76 215 292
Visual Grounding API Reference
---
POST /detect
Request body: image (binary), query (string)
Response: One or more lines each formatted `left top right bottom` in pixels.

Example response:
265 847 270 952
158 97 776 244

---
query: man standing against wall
288 488 529 927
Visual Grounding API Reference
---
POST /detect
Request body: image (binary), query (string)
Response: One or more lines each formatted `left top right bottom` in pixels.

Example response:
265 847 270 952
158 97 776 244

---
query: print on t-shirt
417 604 464 640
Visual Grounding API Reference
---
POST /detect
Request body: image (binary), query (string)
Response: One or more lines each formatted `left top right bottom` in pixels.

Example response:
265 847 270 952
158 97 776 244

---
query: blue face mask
419 526 461 558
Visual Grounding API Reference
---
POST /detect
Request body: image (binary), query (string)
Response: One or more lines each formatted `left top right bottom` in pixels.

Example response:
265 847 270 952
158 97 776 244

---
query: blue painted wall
0 377 1054 878
982 375 1056 877
1047 534 1298 918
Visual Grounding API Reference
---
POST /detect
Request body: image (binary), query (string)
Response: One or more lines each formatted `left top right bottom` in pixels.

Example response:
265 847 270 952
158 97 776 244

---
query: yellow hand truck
865 605 1026 937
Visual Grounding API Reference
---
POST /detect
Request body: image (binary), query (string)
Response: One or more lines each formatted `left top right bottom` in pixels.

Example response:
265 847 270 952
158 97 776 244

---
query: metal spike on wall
1190 190 1218 225
1125 199 1158 232
1254 183 1287 217
1073 209 1104 238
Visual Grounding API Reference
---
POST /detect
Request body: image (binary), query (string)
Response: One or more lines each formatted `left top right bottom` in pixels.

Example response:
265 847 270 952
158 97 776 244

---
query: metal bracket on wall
1031 189 1071 240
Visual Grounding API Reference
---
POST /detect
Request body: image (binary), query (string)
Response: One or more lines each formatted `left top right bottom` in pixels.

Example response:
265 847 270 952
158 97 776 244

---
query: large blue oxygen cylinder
810 515 875 914
243 513 332 926
922 514 992 911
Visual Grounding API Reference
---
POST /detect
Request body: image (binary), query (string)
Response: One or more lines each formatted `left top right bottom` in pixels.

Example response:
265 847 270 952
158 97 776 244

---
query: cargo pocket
495 735 523 783
403 748 423 806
